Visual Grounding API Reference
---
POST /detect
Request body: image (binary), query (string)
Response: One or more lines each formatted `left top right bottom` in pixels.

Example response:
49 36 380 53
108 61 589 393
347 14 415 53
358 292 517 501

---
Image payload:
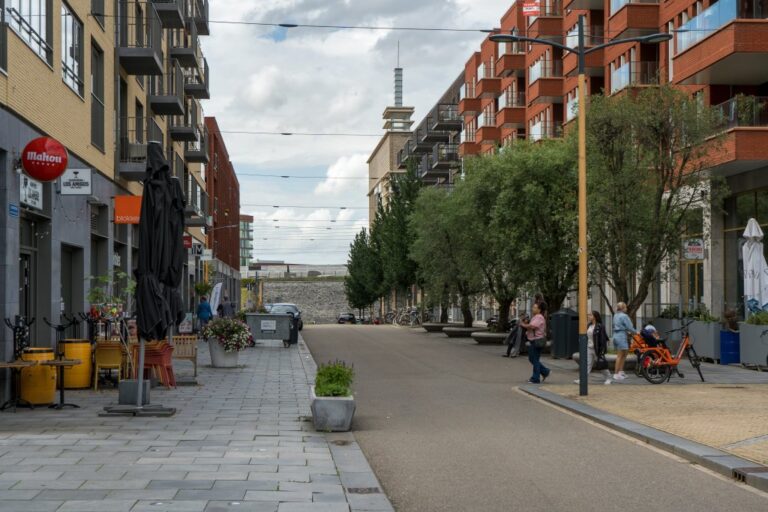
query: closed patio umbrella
742 218 768 317
105 142 183 416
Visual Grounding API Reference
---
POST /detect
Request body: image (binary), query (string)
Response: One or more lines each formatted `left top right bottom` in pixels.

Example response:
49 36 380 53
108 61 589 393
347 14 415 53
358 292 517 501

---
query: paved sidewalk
0 338 392 512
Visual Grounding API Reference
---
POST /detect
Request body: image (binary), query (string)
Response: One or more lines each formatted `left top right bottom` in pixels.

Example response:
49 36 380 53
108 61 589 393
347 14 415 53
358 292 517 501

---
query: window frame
6 0 53 65
61 1 84 97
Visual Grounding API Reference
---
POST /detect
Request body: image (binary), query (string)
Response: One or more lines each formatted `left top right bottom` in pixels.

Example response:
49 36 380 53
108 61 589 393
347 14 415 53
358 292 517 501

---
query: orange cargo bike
638 321 704 384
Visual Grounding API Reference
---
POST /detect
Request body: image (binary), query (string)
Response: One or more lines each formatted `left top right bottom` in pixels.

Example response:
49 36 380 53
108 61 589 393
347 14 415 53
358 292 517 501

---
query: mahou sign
21 137 69 182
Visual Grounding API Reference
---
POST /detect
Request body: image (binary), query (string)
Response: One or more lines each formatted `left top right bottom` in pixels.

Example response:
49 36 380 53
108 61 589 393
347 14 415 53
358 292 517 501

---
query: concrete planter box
472 332 507 345
688 320 720 361
208 340 239 368
310 386 355 432
738 322 768 366
443 327 486 338
422 323 456 333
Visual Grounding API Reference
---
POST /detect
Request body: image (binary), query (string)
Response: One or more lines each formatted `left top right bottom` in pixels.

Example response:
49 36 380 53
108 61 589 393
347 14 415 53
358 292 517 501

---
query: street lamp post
490 16 671 396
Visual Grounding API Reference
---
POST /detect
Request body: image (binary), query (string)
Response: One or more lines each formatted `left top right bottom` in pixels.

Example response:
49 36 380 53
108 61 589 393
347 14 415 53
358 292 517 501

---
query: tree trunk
460 295 473 328
440 305 449 324
497 298 512 332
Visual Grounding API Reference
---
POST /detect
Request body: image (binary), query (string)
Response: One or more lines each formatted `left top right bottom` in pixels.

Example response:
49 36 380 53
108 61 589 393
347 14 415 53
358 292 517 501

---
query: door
684 261 704 310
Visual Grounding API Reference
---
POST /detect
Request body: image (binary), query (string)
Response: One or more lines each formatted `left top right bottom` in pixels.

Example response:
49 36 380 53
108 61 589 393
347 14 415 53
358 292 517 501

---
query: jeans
528 342 550 382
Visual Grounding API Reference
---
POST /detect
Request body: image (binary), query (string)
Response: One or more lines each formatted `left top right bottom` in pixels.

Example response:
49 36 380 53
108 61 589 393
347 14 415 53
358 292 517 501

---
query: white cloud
206 0 513 263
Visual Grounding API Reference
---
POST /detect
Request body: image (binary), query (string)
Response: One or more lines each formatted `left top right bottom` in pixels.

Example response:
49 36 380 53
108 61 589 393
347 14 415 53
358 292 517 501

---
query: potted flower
311 360 356 432
739 311 768 366
201 318 252 368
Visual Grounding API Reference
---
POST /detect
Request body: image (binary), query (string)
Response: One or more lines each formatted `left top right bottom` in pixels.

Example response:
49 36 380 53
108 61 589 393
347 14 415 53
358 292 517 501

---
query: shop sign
683 238 705 260
190 244 203 256
114 195 142 224
261 320 277 332
20 176 43 210
201 248 214 261
60 168 92 195
8 204 19 218
178 313 193 334
522 1 540 16
183 235 193 249
22 137 69 182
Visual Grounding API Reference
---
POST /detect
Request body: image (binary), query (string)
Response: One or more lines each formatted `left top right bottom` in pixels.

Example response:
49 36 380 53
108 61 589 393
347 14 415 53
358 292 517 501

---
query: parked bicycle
639 320 705 384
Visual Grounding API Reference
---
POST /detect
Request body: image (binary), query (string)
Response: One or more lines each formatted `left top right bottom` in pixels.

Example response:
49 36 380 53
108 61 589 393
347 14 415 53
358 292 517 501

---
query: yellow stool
61 340 92 389
20 348 56 405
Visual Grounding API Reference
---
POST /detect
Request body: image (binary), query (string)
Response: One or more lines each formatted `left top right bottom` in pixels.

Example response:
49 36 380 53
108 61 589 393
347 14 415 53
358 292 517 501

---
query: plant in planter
311 360 356 432
684 305 721 361
654 305 683 343
201 318 252 368
194 280 214 298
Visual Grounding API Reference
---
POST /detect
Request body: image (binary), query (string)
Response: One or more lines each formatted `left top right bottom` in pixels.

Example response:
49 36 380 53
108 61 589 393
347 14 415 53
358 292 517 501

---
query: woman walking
612 302 636 381
574 311 612 385
520 302 550 384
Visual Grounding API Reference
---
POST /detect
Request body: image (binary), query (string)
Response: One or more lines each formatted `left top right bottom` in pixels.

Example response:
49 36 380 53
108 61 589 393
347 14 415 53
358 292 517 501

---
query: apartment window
91 0 104 27
7 0 52 64
61 3 84 96
90 41 105 150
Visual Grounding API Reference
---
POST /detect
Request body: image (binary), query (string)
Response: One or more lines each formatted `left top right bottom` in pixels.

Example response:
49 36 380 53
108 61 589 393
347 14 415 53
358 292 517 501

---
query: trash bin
286 314 299 347
719 330 740 365
551 309 579 359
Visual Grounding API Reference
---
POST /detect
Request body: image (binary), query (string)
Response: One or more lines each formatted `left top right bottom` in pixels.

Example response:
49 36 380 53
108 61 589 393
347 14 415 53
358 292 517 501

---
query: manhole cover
331 440 351 446
713 386 746 389
347 487 381 494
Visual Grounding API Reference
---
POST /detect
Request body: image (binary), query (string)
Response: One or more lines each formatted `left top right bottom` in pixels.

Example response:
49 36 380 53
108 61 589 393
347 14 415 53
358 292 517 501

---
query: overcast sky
205 0 511 265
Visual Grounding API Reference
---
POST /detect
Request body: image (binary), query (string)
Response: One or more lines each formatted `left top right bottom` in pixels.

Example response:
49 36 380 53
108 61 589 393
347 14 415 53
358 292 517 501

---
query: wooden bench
172 335 198 377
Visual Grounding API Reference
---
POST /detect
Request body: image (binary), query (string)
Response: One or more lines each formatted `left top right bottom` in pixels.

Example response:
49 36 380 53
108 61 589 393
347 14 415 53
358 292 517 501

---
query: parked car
270 303 303 330
338 313 356 324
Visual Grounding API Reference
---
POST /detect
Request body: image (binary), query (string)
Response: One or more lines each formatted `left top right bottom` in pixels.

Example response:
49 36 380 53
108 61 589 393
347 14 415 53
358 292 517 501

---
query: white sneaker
604 379 612 385
602 370 612 379
613 373 626 381
619 371 627 377
573 379 580 384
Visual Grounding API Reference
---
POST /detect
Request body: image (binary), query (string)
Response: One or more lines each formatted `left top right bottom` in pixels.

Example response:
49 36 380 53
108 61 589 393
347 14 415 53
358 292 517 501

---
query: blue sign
8 204 19 218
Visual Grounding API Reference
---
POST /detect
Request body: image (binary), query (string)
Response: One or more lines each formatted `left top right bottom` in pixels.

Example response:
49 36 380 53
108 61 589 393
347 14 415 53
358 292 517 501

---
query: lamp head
642 33 673 44
489 34 521 44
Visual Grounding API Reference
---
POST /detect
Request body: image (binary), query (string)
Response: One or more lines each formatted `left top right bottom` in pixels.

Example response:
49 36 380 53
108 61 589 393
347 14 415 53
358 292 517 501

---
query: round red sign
21 137 69 182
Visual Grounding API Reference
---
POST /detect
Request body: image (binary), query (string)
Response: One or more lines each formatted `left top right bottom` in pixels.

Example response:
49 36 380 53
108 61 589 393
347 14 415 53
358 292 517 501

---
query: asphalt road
302 325 768 512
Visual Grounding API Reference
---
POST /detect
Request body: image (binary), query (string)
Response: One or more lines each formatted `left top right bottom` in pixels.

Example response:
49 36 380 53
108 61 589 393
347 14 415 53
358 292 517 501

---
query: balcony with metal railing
528 0 564 42
610 61 660 94
673 0 768 85
185 125 210 164
497 91 526 129
703 95 768 173
528 60 564 104
413 127 433 152
432 104 463 131
459 129 481 157
118 1 164 75
193 0 210 36
118 118 150 181
148 62 185 115
432 143 460 170
420 116 451 143
458 82 482 115
495 40 526 78
170 19 199 68
528 120 564 142
170 108 197 142
184 57 210 99
152 0 185 29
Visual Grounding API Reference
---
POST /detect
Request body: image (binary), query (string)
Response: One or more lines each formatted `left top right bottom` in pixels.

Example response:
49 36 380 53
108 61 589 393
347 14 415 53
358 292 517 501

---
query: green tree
344 229 380 314
586 85 725 318
410 187 484 327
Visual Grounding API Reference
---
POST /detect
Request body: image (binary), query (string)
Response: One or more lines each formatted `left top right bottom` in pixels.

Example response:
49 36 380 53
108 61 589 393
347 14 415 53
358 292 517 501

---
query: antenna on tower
394 41 403 107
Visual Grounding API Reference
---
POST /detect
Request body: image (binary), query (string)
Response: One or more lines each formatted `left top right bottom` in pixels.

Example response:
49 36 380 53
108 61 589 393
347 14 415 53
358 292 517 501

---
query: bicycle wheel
640 352 671 384
687 346 705 382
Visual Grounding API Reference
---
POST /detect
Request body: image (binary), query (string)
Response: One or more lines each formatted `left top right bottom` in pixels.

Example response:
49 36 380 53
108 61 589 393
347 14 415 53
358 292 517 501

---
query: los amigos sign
21 137 69 182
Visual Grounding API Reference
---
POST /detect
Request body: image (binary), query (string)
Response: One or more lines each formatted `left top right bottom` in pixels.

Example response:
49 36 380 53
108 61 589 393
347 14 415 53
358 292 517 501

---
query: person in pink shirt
520 301 550 384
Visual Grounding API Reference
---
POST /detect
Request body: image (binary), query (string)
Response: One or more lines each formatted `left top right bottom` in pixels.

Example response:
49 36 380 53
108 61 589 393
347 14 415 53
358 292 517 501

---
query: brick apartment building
205 117 241 303
0 0 211 358
390 0 768 322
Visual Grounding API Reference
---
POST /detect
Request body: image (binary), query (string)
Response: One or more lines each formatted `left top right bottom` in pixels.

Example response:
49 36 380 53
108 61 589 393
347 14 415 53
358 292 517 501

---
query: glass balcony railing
566 96 579 121
529 120 563 141
529 60 563 84
610 61 659 93
499 91 526 109
714 95 768 129
609 0 658 17
675 0 751 54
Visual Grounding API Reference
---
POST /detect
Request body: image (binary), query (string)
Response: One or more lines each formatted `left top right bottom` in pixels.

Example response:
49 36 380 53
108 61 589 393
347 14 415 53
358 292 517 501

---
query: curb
521 385 768 494
298 335 396 512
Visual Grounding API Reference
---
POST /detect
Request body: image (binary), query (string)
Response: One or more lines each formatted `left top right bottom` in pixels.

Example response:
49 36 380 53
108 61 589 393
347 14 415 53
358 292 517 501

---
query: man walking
196 296 213 330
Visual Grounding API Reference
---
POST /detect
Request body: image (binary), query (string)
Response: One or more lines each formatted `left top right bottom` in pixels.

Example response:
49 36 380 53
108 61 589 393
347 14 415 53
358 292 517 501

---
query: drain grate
347 487 381 494
331 440 351 446
733 467 768 482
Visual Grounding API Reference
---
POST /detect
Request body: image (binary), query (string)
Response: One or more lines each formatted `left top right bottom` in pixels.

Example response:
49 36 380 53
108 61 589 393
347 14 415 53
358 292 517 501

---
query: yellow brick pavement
542 384 768 466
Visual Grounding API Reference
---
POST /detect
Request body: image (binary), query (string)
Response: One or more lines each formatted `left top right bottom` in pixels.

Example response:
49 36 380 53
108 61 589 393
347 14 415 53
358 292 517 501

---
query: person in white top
574 311 612 385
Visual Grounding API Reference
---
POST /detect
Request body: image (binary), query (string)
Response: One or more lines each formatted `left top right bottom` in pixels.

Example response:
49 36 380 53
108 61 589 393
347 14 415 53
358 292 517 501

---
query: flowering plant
202 318 253 353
